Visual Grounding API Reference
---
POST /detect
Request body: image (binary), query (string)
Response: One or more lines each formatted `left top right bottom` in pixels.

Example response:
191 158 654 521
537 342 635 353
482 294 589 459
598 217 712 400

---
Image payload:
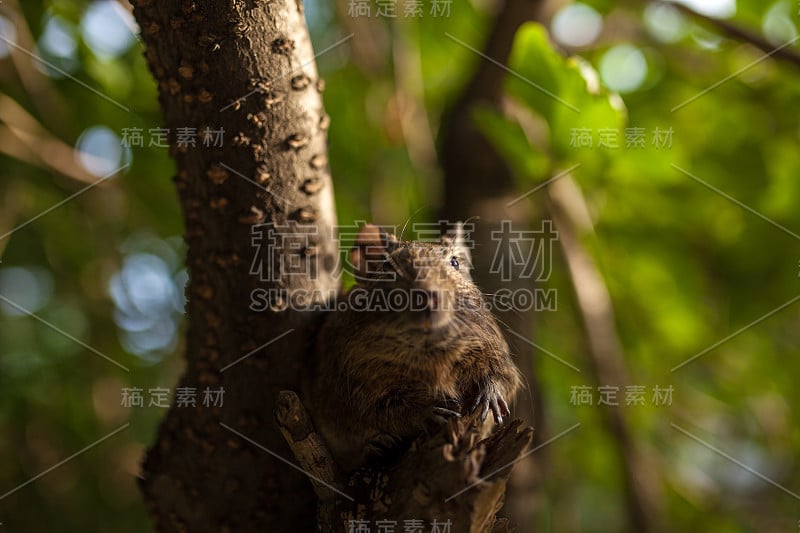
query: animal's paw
364 433 405 463
468 382 510 425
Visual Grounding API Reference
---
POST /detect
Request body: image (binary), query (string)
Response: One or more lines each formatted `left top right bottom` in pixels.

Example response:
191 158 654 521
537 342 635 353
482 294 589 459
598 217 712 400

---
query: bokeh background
1 0 799 531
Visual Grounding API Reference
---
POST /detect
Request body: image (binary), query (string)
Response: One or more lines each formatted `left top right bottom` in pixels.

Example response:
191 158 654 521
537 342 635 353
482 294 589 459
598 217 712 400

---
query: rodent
304 223 521 472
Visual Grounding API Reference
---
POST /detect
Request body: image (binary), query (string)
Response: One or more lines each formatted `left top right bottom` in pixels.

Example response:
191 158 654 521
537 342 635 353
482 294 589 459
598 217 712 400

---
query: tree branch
546 175 664 533
0 95 100 184
274 391 342 502
661 0 800 69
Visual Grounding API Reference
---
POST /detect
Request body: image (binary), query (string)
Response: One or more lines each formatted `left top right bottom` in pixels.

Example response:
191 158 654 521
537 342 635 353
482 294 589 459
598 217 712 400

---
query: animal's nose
413 289 439 312
425 290 439 311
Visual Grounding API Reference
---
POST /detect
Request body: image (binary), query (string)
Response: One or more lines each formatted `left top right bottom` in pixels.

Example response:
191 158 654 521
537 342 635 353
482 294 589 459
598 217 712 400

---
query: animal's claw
432 406 461 419
469 383 510 425
429 400 463 425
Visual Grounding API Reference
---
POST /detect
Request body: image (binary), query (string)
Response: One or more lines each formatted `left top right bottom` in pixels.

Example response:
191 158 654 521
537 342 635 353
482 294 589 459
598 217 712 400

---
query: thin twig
661 0 800 70
546 174 663 533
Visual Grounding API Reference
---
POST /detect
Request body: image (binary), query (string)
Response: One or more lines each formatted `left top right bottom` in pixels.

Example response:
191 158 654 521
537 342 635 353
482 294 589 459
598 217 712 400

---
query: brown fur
304 225 521 472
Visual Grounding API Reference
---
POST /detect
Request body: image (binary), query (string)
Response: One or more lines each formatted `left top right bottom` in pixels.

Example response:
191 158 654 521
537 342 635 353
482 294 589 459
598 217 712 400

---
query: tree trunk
131 0 338 530
131 1 532 530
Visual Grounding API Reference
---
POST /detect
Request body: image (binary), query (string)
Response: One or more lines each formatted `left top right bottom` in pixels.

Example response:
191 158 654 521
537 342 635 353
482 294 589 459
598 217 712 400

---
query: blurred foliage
0 0 798 531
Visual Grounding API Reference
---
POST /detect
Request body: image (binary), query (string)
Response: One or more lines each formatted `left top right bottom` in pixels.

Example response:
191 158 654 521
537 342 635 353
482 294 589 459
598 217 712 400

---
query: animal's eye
450 256 459 269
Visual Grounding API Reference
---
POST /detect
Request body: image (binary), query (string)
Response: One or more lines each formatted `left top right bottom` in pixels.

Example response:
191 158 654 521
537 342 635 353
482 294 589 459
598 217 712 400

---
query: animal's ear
349 224 399 279
441 222 473 275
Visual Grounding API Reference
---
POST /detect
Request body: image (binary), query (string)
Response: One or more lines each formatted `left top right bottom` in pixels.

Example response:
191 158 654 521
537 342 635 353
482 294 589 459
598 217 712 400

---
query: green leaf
505 22 573 126
472 104 549 181
505 23 626 160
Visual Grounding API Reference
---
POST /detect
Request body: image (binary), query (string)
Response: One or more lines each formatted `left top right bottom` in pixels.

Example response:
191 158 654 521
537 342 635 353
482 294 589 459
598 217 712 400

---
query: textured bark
131 0 338 530
276 391 533 533
131 0 534 531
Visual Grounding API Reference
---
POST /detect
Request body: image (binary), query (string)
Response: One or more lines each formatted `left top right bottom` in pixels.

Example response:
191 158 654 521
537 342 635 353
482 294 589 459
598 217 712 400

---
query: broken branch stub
275 390 533 532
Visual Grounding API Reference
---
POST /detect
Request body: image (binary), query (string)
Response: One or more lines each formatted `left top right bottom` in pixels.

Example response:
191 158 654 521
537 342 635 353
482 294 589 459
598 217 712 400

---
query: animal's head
348 223 481 334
